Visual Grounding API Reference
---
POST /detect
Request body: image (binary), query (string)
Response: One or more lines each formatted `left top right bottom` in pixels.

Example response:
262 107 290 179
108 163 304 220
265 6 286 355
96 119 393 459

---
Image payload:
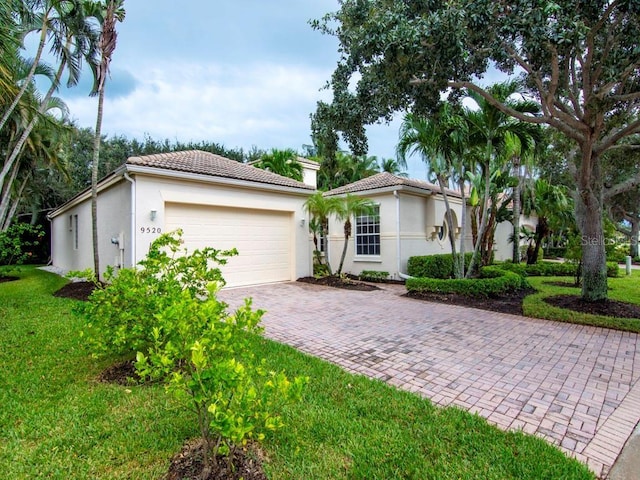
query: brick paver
219 282 640 479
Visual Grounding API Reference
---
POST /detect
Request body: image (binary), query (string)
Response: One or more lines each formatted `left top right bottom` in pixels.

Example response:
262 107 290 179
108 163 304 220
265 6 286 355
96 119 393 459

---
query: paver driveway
219 281 640 478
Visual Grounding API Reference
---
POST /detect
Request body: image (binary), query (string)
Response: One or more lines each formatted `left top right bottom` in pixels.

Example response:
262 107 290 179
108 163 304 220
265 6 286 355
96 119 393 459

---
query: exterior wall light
150 209 157 221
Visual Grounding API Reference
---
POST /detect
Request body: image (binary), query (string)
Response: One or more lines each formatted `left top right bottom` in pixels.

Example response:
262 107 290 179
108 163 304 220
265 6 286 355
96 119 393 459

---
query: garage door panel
165 203 293 287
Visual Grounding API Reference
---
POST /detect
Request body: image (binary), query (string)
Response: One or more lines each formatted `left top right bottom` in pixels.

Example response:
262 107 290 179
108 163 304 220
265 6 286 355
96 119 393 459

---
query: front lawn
0 267 594 479
524 270 640 333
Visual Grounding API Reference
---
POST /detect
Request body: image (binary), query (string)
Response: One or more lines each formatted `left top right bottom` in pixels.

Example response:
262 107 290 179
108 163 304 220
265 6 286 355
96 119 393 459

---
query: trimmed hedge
407 253 473 279
406 266 528 298
498 261 620 278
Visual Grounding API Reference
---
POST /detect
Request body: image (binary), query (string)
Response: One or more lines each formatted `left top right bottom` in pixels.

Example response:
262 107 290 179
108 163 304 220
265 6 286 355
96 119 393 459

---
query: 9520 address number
140 226 161 234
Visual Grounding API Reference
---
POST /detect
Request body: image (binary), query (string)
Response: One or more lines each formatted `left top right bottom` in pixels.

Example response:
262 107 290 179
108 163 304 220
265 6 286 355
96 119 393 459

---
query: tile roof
127 150 314 190
324 172 461 197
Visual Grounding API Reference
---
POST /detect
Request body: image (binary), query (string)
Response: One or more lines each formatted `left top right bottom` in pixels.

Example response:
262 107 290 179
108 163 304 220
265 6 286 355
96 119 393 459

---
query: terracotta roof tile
127 150 314 190
324 172 461 197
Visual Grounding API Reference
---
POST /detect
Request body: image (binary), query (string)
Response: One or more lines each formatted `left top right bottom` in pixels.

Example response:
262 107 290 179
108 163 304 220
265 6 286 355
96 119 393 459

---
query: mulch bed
543 280 580 288
544 295 640 319
0 276 19 283
297 276 379 291
53 281 100 301
97 359 143 386
406 288 536 316
166 439 267 480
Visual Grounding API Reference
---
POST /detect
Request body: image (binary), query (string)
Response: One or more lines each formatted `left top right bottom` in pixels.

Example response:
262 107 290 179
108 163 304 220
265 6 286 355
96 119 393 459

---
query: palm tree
463 80 539 276
378 157 408 177
0 0 99 202
303 192 341 274
253 148 304 182
397 104 469 278
522 178 572 264
89 0 125 278
334 194 377 275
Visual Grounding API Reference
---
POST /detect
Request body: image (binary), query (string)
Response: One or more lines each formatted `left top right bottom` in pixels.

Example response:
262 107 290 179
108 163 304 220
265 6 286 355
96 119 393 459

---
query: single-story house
49 150 533 286
48 150 317 288
321 172 537 277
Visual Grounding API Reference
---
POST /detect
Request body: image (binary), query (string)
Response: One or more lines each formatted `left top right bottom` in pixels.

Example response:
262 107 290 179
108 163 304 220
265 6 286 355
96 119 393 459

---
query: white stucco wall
132 174 312 281
493 214 538 262
325 190 464 278
50 179 131 276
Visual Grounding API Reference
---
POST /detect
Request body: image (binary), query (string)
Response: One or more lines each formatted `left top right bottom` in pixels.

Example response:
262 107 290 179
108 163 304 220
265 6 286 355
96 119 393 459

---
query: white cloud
64 61 333 151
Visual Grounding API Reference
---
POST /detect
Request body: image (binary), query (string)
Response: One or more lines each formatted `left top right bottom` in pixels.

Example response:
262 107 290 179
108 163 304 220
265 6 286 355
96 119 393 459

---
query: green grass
524 270 640 333
0 267 594 479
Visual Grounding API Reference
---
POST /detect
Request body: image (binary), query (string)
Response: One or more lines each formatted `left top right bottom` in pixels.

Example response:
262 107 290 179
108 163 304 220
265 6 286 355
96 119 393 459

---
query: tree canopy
313 0 640 301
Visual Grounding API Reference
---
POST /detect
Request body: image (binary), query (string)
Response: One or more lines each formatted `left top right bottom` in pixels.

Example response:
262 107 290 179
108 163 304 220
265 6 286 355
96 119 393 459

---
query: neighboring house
48 150 316 288
322 172 469 279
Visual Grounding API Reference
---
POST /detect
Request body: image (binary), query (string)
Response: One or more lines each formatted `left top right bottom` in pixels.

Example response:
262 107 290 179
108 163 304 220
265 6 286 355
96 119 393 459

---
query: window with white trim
355 206 380 255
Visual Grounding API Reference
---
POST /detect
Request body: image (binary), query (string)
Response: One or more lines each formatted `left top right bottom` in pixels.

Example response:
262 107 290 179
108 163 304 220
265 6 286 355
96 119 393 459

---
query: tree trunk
630 219 639 258
574 148 608 302
438 174 460 278
337 218 351 275
458 179 467 277
528 217 548 265
512 157 522 263
91 84 105 279
466 157 492 278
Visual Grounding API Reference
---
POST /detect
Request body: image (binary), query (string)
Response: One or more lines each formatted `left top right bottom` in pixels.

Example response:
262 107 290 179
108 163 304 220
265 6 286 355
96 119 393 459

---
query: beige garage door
165 202 293 288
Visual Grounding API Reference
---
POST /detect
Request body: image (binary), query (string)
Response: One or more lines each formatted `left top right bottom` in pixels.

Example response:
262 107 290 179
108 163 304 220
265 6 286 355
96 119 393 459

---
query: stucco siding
50 180 131 276
133 175 312 282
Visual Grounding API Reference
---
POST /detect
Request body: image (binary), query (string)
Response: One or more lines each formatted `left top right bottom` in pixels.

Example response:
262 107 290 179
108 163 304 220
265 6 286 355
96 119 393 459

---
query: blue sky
28 0 433 177
30 1 508 179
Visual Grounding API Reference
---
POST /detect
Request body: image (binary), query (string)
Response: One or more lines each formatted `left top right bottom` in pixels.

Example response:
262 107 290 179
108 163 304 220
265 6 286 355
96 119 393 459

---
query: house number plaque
140 227 162 234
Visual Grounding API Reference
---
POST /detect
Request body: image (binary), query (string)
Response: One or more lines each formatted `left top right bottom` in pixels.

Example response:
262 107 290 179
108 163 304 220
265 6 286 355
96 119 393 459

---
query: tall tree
0 0 98 206
397 104 469 278
89 0 124 278
313 0 640 301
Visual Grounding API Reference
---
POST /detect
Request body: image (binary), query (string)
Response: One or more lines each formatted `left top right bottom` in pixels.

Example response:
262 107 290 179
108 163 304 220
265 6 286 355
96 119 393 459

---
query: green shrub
543 247 567 259
607 261 620 278
81 230 308 469
498 261 577 277
78 230 237 357
359 270 390 281
0 223 44 272
406 267 527 297
407 253 473 279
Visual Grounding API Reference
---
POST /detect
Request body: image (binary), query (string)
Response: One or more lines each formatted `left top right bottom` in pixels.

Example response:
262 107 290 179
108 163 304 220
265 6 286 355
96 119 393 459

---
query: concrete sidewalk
220 282 640 479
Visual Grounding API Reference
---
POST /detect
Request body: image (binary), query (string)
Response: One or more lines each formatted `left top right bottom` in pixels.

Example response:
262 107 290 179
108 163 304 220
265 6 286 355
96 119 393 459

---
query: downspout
394 190 413 280
123 172 136 267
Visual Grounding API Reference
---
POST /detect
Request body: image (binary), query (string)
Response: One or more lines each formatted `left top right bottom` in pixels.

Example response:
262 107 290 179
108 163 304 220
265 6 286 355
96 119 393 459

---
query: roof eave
125 164 314 195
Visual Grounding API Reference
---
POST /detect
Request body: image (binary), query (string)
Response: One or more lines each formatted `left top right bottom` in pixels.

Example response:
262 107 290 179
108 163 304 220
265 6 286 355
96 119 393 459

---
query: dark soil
0 276 19 283
544 295 640 319
345 274 405 285
406 288 536 316
53 281 99 301
543 280 580 288
97 359 143 386
166 438 267 480
297 276 379 291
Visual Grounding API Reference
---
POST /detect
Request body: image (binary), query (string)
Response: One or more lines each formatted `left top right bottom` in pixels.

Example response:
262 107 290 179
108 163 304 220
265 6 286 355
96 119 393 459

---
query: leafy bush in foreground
79 230 237 357
406 267 527 297
80 230 307 472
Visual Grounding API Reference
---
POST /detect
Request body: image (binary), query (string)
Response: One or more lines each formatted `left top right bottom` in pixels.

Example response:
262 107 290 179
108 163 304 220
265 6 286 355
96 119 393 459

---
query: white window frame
355 205 380 256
